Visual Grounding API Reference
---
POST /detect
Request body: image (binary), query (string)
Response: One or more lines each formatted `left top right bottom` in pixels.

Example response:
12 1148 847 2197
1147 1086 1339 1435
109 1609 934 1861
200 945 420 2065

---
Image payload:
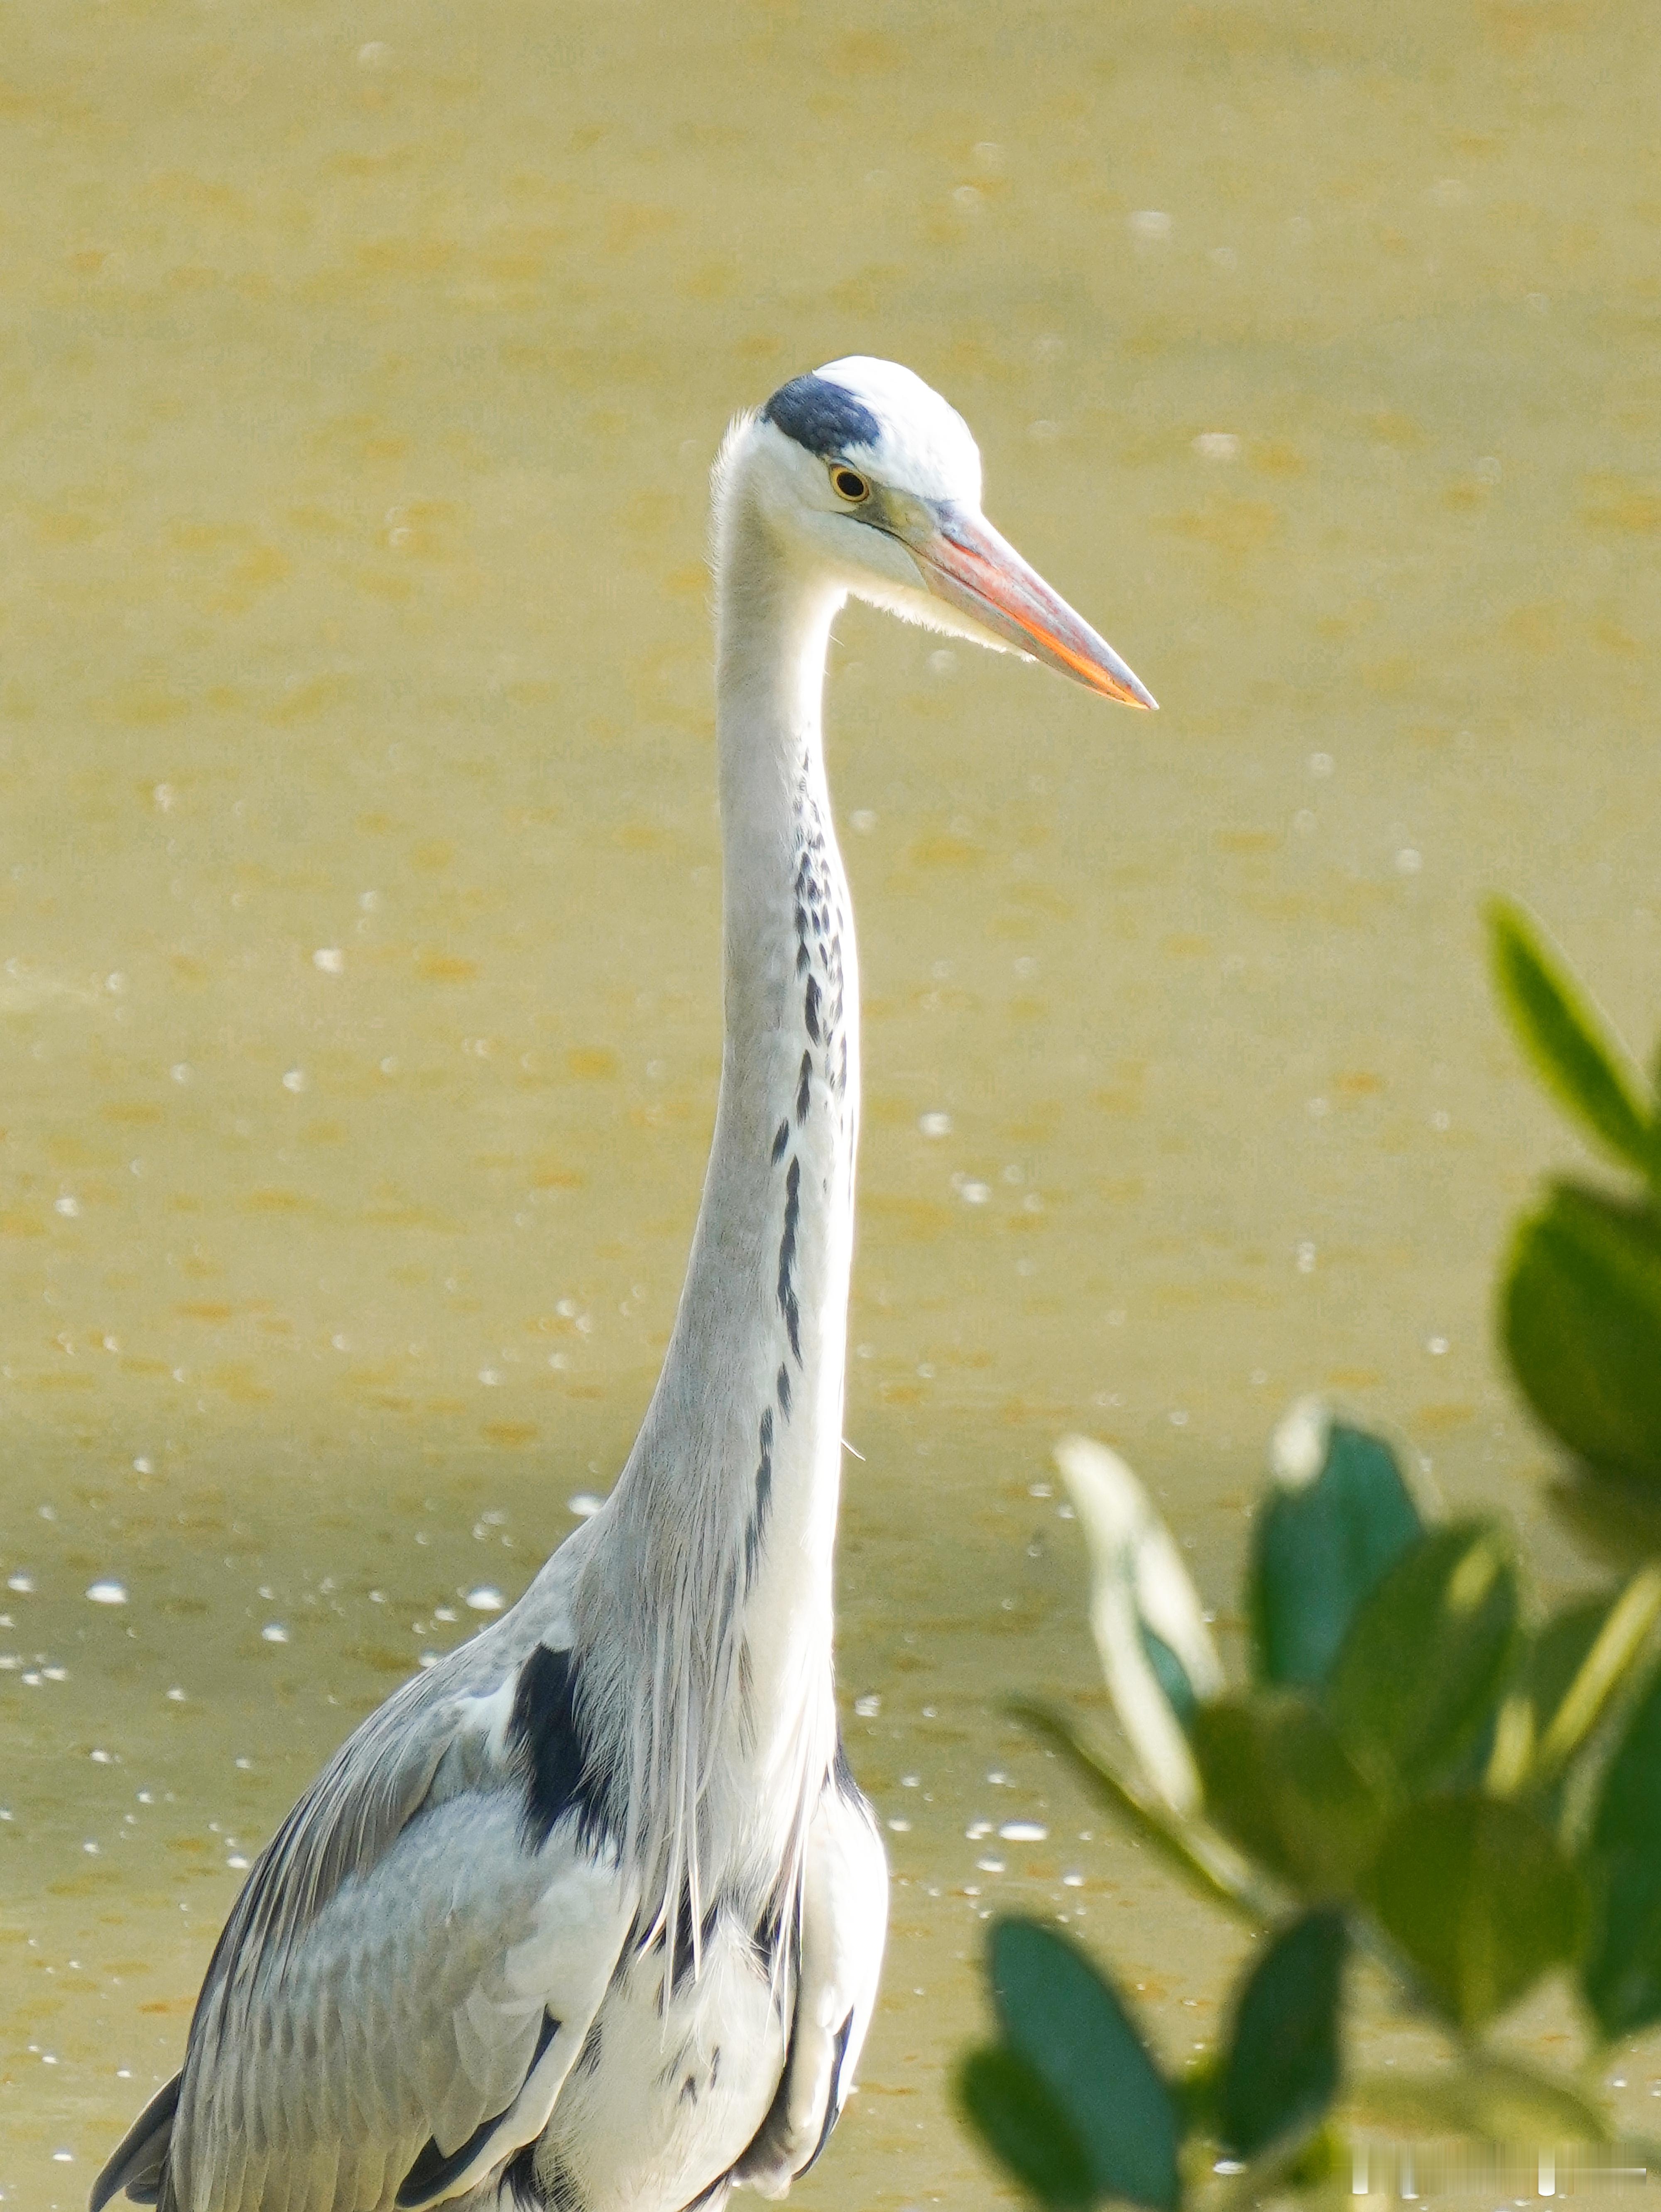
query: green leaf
1488 899 1654 1177
1217 1908 1347 2157
1343 2052 1610 2143
1008 1698 1269 1928
957 2044 1097 2207
1191 1693 1389 1896
1326 1522 1519 1791
1054 1435 1222 1813
990 1918 1181 2211
1544 1471 1661 1567
1250 1414 1422 1689
1503 1183 1661 1482
1582 1655 1661 2036
1363 1792 1585 2028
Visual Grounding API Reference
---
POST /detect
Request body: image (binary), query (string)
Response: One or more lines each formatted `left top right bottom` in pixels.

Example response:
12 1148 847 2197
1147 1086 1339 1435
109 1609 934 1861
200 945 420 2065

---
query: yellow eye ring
830 465 870 503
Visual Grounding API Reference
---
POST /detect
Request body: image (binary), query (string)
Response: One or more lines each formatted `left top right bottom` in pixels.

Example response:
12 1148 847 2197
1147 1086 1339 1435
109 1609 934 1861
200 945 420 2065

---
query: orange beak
906 506 1157 710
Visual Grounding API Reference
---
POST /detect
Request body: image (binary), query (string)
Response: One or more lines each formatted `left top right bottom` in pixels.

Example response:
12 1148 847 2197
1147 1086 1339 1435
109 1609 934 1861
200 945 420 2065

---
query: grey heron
91 356 1155 2212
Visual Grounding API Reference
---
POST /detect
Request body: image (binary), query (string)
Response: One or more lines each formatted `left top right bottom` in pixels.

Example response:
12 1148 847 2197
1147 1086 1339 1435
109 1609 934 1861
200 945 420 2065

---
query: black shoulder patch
761 373 880 459
510 1644 607 1853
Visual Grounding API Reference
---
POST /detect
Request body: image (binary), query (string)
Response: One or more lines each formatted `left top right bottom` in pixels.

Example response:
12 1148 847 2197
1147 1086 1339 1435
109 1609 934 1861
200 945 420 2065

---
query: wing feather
136 1532 636 2212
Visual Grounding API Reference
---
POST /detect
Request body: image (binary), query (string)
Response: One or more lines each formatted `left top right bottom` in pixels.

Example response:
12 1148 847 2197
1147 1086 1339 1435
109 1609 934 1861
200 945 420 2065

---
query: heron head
737 355 1156 710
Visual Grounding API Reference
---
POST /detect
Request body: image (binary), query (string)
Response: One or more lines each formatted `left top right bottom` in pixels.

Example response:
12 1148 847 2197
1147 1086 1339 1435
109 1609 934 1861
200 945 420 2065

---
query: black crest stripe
760 373 880 458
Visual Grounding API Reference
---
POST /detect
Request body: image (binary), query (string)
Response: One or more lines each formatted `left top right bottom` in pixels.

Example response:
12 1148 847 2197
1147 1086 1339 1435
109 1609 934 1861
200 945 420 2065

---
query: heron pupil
832 467 868 502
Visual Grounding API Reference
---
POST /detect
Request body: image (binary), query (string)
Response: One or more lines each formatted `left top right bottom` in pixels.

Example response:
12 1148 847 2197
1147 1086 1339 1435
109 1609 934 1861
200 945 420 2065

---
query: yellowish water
2 0 1659 2202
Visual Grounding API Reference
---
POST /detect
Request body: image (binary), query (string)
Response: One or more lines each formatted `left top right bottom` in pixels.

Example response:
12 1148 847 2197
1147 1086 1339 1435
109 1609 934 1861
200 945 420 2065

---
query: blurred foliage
957 906 1661 2206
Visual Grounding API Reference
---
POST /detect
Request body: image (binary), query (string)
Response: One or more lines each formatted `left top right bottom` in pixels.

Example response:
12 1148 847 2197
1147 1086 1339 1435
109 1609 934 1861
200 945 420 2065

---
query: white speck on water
854 1693 881 1718
1396 847 1423 874
86 1581 127 1606
976 1856 1006 1874
1169 1409 1189 1428
960 1181 990 1205
887 1817 911 1833
226 1855 250 1871
234 1755 253 1770
1296 1240 1318 1275
1209 245 1238 271
1428 176 1470 205
82 1840 99 1855
1294 807 1318 835
1308 1095 1329 1118
434 1607 457 1623
133 1457 153 1475
282 1069 306 1093
466 1586 505 1613
1129 208 1171 240
849 809 877 834
951 183 982 211
928 648 958 675
1193 431 1240 460
901 1773 919 1788
1027 419 1060 443
43 1665 67 1681
312 948 344 974
1310 751 1334 776
89 1749 115 1764
966 1819 993 1840
55 1195 80 1218
478 1369 503 1386
1427 1335 1449 1356
7 1573 34 1594
567 1493 603 1518
919 1112 952 1138
166 1686 186 1702
1475 455 1502 484
1000 1821 1048 1843
170 1063 191 1084
357 40 391 66
1063 1869 1085 1887
261 1623 289 1645
1029 1480 1051 1498
987 1769 1011 1787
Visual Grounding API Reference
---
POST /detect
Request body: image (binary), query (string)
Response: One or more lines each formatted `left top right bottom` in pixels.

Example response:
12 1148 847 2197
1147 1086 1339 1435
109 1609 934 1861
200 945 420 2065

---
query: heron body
93 359 1154 2212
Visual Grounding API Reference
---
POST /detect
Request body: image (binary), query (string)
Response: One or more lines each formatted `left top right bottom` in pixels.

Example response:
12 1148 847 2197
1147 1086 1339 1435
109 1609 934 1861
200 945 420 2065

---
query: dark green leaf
1488 899 1654 1177
1503 1183 1661 1483
1191 1693 1389 1896
1583 1656 1661 2036
957 2044 1097 2207
1250 1421 1421 1689
1545 1472 1661 1567
1364 1792 1585 2028
1326 1522 1519 1791
1217 1909 1347 2157
990 1918 1181 2211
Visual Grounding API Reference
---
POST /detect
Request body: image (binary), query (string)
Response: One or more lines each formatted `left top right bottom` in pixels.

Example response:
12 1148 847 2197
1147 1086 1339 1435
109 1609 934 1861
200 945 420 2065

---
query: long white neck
575 450 860 1936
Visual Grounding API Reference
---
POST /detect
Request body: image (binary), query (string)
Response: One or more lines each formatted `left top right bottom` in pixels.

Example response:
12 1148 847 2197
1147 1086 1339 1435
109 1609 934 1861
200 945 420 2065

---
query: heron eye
830 465 870 503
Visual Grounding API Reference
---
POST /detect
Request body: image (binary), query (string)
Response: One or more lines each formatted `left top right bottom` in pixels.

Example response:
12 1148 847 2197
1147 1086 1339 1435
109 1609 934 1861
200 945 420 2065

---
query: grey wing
731 1747 888 2200
94 1534 637 2212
